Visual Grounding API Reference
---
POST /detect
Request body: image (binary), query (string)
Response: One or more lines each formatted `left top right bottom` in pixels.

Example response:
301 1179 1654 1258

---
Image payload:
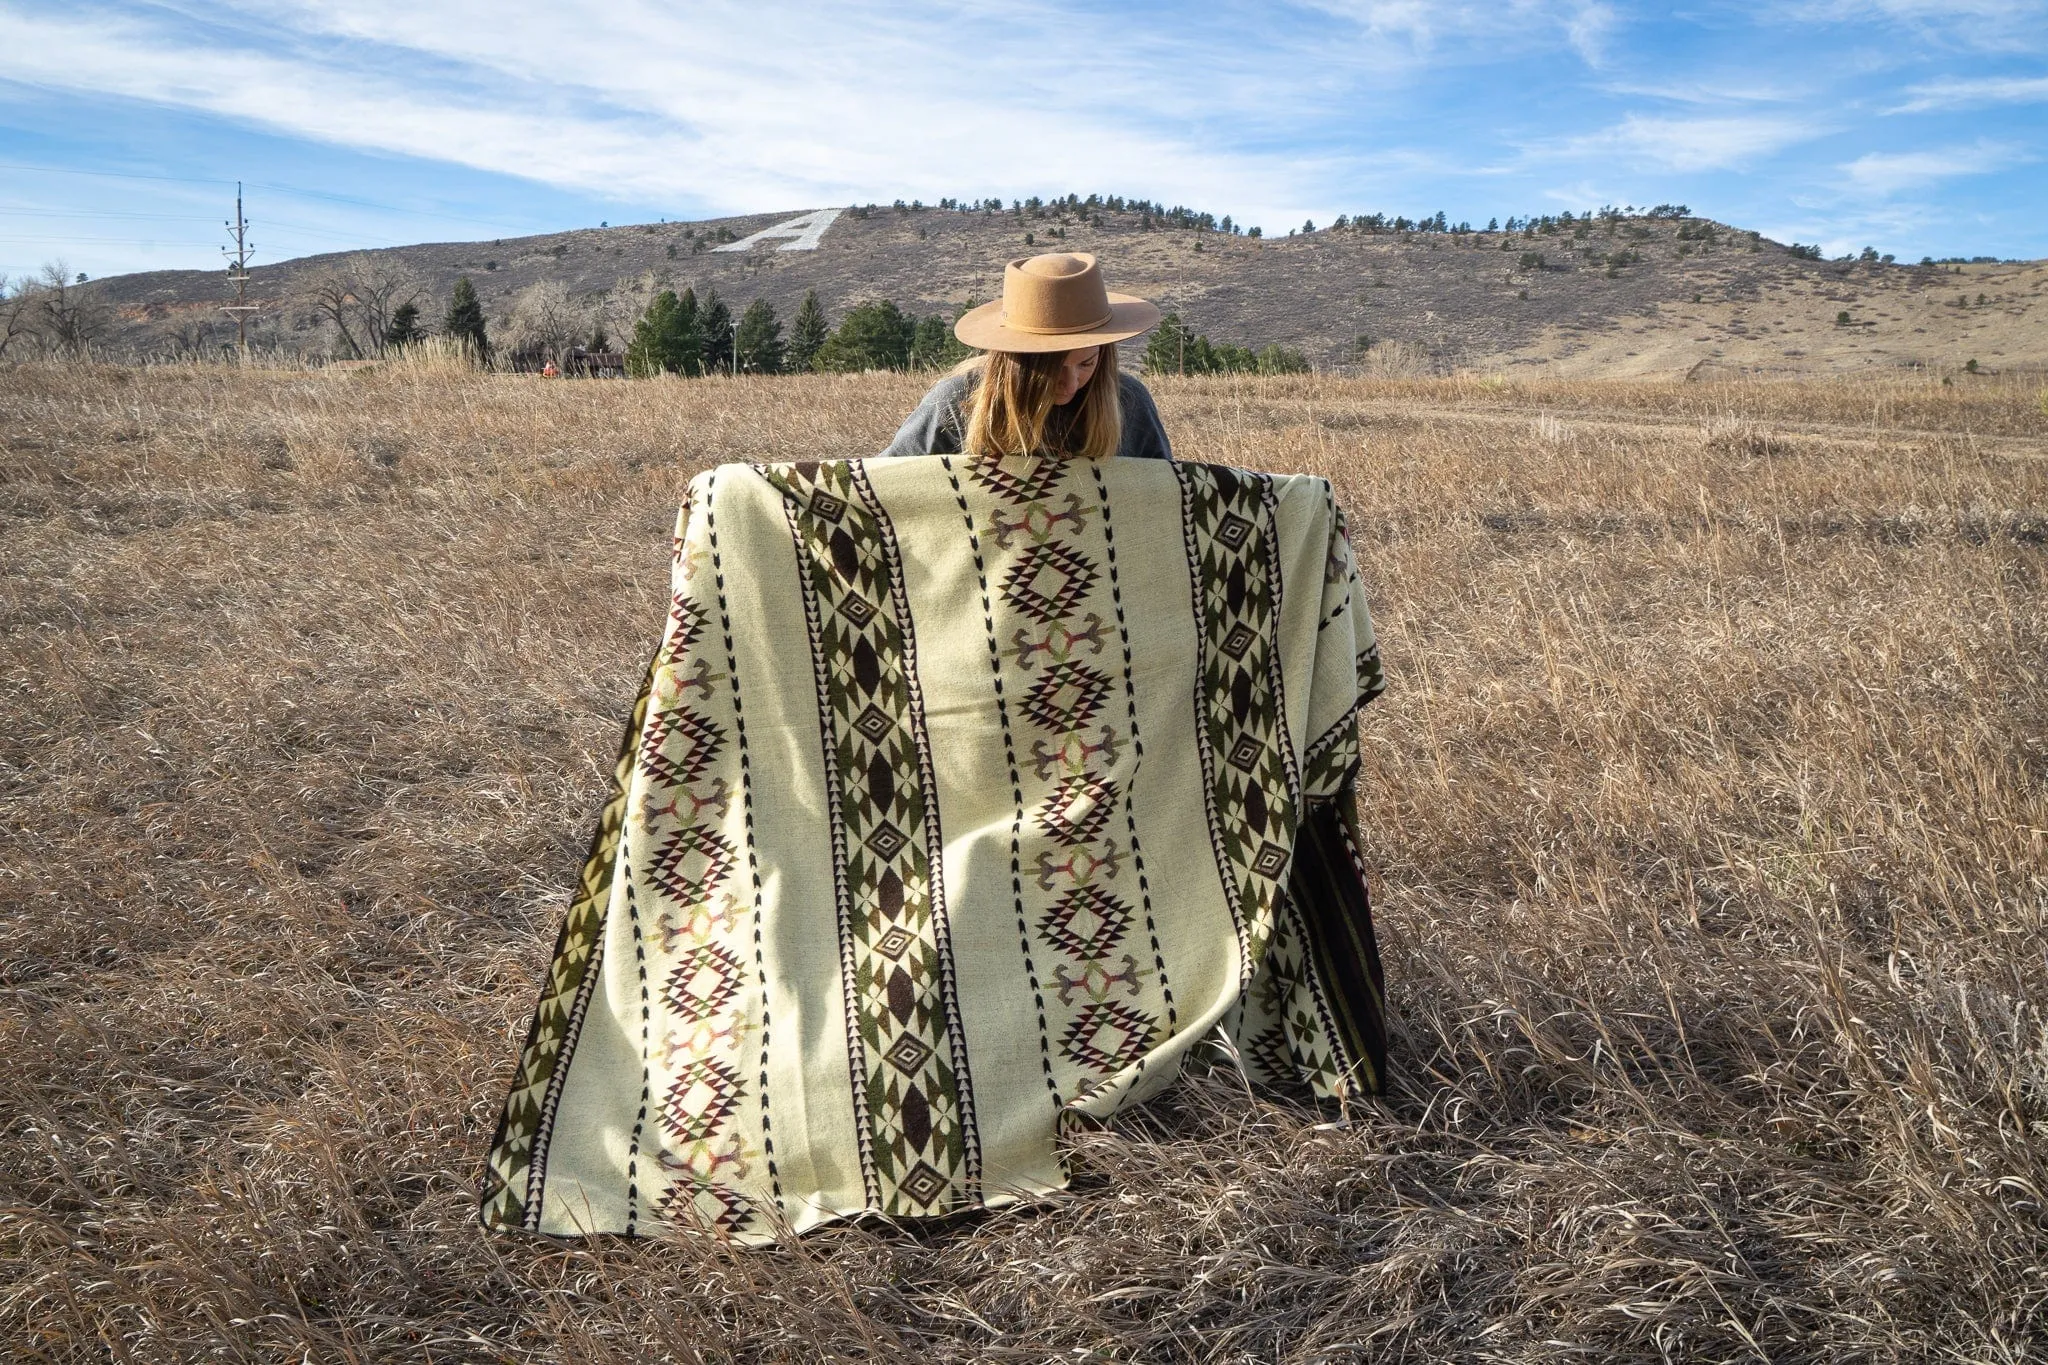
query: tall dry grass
2 361 2044 1362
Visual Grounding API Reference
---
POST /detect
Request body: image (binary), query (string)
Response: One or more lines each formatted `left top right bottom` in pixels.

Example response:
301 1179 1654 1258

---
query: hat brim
954 294 1163 354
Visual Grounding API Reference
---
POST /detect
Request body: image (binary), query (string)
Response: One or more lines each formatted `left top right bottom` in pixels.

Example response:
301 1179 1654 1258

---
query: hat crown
1000 253 1114 335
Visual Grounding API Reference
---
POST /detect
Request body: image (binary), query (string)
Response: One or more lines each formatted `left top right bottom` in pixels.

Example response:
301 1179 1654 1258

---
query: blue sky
2 1 2044 282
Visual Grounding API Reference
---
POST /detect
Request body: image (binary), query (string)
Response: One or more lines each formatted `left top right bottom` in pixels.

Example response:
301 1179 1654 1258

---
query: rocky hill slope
85 201 2048 377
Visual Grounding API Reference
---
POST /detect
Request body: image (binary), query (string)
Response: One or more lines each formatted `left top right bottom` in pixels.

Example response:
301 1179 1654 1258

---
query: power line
0 162 236 186
0 234 218 246
0 208 225 222
245 180 534 233
0 209 406 245
0 162 548 235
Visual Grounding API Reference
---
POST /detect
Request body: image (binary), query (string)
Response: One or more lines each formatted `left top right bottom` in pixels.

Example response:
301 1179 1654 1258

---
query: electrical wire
0 163 556 235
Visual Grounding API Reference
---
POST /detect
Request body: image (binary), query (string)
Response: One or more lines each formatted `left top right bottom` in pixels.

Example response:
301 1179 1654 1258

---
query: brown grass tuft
3 363 2044 1361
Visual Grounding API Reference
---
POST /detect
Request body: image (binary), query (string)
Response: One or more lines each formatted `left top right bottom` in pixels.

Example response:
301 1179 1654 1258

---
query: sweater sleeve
1117 375 1174 461
880 374 971 457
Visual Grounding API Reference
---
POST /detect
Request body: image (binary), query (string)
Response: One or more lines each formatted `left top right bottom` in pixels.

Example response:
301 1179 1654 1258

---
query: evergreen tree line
839 194 1712 241
430 277 1316 379
850 193 1259 236
1325 204 1695 238
626 287 972 377
1143 313 1309 377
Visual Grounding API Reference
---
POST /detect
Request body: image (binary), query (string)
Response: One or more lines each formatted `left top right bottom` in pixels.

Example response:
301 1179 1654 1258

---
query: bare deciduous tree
306 271 365 359
343 254 421 358
30 262 111 358
303 255 423 360
0 273 42 360
506 280 589 365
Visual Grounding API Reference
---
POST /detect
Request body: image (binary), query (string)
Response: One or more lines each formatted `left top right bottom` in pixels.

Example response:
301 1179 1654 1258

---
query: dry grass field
3 357 2045 1362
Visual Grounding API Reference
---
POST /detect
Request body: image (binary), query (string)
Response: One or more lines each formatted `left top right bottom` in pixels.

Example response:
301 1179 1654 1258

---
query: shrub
1256 344 1310 375
1143 312 1307 376
814 299 915 372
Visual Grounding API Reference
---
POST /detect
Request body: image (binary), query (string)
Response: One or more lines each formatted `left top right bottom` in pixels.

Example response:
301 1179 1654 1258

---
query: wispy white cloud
1564 4 1619 66
1778 0 2048 50
0 2 1333 222
1598 77 1809 105
1287 0 1615 62
2 0 2043 273
1552 113 1822 171
1841 140 2029 193
1893 73 2048 112
1791 0 2046 18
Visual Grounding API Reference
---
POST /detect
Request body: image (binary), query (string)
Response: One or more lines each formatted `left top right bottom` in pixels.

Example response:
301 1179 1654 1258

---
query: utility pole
220 183 259 360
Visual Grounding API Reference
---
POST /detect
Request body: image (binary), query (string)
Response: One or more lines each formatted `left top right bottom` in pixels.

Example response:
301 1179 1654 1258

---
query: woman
882 252 1173 461
479 248 1390 1247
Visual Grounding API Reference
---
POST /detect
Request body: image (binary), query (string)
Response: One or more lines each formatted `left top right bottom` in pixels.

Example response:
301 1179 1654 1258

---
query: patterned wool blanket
480 453 1388 1243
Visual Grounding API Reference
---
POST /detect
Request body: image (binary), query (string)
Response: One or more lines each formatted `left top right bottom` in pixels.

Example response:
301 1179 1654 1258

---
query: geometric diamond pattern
1037 885 1133 961
1001 540 1098 623
898 1160 949 1207
665 594 707 658
966 452 1066 505
968 451 1168 1090
647 824 737 908
661 1057 747 1145
485 456 1378 1248
1059 1000 1158 1073
636 495 766 1241
1179 462 1299 977
1021 659 1113 732
654 1179 756 1238
884 1030 934 1075
1215 512 1255 551
641 707 726 789
1034 774 1118 848
763 459 975 1218
664 942 746 1024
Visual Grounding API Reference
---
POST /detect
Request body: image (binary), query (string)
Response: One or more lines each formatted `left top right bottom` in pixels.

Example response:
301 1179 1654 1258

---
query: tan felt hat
954 252 1163 353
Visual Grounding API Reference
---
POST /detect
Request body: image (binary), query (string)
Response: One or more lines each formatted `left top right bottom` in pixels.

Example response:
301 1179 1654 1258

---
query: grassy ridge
2 360 2044 1360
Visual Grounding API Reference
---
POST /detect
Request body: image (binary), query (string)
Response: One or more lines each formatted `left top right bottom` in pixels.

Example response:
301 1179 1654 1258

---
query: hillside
86 201 2048 376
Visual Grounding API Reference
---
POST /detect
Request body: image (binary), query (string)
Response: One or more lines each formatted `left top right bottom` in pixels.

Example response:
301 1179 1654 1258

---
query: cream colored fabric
480 453 1384 1243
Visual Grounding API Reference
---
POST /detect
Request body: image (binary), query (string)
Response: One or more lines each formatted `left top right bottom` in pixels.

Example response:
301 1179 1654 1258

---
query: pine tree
908 313 968 370
443 276 489 363
734 298 784 374
814 299 915 372
671 288 703 376
699 289 734 375
626 290 680 377
383 301 425 350
787 289 829 372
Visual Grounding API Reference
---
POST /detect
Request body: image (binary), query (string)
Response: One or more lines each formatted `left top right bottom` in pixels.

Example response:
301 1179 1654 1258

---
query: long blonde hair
958 346 1122 461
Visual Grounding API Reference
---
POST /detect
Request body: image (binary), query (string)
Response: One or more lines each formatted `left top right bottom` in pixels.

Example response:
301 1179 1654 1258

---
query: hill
83 201 2048 377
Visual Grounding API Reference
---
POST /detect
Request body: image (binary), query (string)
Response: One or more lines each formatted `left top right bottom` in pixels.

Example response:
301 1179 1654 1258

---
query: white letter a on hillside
711 209 843 253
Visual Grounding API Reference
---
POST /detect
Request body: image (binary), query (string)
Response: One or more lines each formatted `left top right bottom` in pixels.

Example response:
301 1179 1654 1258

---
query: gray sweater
880 371 1173 460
